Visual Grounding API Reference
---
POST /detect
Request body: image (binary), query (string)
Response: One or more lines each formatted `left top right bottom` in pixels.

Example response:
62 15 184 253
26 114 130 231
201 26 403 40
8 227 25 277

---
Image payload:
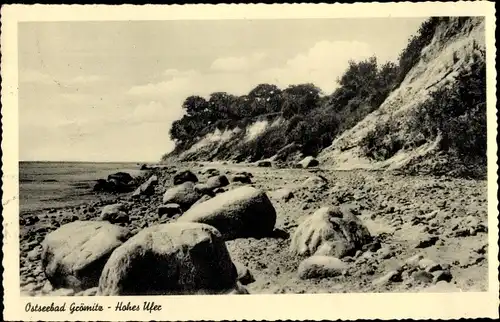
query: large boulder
173 170 198 185
298 256 347 279
132 175 158 197
106 178 133 193
41 221 130 291
298 156 319 168
195 175 229 195
178 186 276 240
98 222 239 295
290 206 372 258
107 172 134 184
93 179 110 192
162 182 203 210
205 175 229 189
100 203 129 224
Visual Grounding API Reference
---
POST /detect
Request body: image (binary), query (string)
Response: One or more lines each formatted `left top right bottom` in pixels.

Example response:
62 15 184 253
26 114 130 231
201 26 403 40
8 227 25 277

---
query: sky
18 18 427 162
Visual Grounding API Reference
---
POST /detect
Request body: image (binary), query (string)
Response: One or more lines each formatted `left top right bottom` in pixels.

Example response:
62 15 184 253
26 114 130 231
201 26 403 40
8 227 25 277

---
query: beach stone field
19 161 489 296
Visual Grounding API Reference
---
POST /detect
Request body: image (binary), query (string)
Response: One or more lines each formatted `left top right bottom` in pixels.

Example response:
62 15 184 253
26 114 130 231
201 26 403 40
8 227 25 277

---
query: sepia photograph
2 3 498 321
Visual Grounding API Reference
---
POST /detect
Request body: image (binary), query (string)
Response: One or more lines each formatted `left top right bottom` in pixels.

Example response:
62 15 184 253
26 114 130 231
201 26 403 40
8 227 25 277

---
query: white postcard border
2 3 498 321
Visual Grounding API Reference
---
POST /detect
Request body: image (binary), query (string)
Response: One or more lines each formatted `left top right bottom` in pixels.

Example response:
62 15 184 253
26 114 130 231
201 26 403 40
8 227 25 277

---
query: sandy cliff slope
318 18 485 170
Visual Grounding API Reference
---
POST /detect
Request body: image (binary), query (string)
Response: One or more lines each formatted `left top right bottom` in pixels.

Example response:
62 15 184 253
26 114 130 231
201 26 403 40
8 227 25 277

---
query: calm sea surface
19 161 147 213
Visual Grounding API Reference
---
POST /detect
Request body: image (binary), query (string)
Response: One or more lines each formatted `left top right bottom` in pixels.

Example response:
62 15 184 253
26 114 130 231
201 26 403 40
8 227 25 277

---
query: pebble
26 247 41 261
21 283 39 292
415 235 439 248
76 287 98 296
418 258 440 271
432 270 453 283
41 281 54 293
412 270 434 284
32 265 44 276
373 270 402 286
377 247 393 260
363 240 381 252
405 254 424 267
51 288 75 296
21 277 35 286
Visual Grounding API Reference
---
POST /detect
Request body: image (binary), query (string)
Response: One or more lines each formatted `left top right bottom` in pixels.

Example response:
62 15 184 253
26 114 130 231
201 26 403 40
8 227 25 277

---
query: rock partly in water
108 172 134 184
41 221 130 291
298 256 347 280
178 186 277 240
162 182 203 211
93 178 133 193
173 170 198 185
290 206 372 258
98 222 239 295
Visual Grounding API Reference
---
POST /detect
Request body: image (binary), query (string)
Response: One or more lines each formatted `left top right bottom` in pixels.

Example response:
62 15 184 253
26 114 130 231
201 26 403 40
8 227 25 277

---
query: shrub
362 46 486 177
361 117 404 161
395 18 441 86
407 48 486 162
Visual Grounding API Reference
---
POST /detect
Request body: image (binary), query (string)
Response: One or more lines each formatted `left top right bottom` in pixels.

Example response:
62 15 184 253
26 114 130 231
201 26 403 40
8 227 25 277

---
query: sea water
19 161 146 213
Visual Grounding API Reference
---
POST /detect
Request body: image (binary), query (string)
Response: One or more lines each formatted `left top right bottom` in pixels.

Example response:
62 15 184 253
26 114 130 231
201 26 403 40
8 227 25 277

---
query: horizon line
19 160 160 163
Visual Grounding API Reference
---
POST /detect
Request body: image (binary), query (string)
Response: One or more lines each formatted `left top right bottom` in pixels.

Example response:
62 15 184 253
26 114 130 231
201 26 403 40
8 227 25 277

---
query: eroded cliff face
318 17 486 171
171 118 286 163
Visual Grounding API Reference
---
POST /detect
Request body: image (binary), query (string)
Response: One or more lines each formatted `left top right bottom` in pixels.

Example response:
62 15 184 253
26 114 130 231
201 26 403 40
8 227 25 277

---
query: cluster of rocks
93 172 136 193
254 156 320 169
22 166 278 296
21 163 484 295
372 254 453 288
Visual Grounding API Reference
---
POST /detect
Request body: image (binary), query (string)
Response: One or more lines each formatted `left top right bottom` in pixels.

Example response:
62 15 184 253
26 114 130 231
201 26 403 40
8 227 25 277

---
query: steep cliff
318 17 486 176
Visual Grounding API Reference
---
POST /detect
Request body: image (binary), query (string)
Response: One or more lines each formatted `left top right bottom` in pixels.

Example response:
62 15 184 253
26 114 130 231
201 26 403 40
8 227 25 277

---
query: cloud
257 40 376 92
124 40 379 145
125 101 184 124
31 39 375 161
128 40 376 102
68 74 107 84
19 69 108 88
19 69 56 85
210 52 266 72
163 69 198 78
